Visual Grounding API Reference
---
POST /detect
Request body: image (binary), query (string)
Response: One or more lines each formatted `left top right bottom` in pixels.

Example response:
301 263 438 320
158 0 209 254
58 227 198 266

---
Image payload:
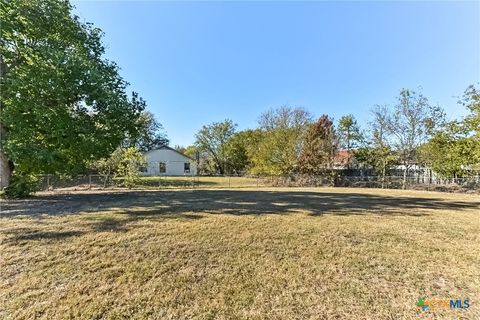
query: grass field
1 188 479 319
138 176 265 188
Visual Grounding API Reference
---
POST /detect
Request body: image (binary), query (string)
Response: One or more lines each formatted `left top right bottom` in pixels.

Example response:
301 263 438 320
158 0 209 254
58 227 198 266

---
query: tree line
1 0 478 197
182 86 479 187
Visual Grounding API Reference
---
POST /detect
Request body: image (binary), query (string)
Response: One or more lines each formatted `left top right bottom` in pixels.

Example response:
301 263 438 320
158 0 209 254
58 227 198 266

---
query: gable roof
144 145 195 161
334 149 354 164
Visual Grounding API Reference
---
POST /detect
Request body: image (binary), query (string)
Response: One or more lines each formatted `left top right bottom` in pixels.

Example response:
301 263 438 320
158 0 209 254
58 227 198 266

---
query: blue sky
73 1 480 147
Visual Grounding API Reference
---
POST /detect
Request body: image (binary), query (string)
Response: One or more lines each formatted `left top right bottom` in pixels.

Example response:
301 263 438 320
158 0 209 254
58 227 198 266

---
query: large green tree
251 106 313 175
224 129 262 174
194 119 237 174
461 84 480 162
421 84 480 176
0 0 144 193
420 125 472 177
124 111 169 152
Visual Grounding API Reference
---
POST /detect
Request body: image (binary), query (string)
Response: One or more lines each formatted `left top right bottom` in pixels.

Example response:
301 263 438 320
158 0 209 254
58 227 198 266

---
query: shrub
115 148 146 188
3 174 39 198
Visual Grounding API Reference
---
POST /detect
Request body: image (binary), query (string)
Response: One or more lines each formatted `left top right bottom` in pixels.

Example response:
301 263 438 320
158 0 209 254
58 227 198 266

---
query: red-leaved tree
298 115 338 174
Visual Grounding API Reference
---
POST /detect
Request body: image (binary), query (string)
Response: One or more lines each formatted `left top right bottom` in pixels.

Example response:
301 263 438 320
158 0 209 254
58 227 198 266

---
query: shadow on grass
4 230 85 242
1 189 479 220
2 189 478 241
89 211 204 233
90 217 132 233
1 211 203 242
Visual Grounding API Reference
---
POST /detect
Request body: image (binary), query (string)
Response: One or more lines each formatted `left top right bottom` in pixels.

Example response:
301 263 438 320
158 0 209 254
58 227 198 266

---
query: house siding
143 148 197 176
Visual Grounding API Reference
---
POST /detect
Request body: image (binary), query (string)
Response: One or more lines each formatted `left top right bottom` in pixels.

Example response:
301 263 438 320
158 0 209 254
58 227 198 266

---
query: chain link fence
334 175 480 193
37 174 114 191
33 173 480 194
35 174 269 191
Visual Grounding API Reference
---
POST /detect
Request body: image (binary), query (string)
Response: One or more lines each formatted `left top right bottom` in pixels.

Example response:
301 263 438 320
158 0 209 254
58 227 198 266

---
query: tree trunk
346 127 350 169
0 118 12 189
382 162 386 189
0 149 12 189
403 165 408 190
0 54 11 189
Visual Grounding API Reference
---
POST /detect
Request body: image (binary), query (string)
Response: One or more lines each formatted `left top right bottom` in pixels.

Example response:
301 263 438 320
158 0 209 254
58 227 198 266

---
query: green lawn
1 188 479 319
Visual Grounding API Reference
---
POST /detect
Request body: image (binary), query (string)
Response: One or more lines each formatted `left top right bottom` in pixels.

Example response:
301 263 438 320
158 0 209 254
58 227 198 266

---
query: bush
3 174 39 198
91 147 146 189
115 148 145 188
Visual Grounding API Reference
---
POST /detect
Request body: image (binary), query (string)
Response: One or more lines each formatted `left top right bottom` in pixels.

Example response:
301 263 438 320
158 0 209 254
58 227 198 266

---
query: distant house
142 145 197 176
333 150 351 168
333 149 358 169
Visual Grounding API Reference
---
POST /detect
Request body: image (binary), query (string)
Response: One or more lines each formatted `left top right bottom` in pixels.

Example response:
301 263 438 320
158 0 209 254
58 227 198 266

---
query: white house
142 145 197 176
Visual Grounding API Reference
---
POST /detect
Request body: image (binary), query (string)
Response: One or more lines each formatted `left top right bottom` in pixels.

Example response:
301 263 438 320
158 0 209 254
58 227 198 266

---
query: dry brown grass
139 176 265 188
1 188 479 319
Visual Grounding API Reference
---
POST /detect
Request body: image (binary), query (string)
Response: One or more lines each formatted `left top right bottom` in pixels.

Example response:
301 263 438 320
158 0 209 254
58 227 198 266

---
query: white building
142 146 197 176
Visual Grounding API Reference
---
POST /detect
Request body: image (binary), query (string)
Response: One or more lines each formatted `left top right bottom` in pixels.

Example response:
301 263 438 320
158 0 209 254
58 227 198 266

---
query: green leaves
4 172 39 198
194 119 237 174
223 129 261 174
0 0 145 191
114 147 146 188
338 114 363 150
251 107 313 175
124 110 169 152
421 84 480 176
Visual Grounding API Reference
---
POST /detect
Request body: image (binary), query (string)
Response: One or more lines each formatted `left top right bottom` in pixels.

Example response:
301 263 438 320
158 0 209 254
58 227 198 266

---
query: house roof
144 145 195 161
334 149 353 164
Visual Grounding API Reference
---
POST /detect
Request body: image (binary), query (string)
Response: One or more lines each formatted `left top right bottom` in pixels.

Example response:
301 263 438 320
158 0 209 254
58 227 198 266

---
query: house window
184 162 190 173
139 166 148 173
159 162 166 173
